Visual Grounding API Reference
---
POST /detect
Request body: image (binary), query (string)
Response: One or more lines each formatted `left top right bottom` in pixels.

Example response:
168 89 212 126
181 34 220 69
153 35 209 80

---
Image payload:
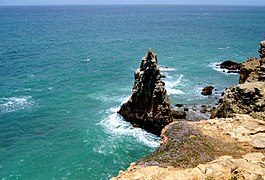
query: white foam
99 108 160 148
217 46 230 50
159 67 176 72
164 75 185 95
208 62 238 75
83 59 90 62
0 96 34 113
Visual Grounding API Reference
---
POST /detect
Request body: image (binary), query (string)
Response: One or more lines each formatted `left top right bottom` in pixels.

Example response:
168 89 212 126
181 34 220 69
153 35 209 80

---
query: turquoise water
0 5 264 179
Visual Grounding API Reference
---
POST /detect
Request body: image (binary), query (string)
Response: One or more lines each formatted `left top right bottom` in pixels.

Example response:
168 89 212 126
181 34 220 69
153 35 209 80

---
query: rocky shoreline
112 41 265 179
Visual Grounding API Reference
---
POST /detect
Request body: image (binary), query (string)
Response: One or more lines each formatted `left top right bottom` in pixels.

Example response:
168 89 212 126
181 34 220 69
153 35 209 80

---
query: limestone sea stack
118 49 173 135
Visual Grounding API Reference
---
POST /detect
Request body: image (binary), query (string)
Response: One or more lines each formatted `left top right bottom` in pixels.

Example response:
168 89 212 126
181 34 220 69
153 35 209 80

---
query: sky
1 0 265 6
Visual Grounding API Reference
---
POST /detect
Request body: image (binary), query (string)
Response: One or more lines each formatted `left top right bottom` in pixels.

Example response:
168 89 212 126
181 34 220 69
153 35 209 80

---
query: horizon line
1 4 265 7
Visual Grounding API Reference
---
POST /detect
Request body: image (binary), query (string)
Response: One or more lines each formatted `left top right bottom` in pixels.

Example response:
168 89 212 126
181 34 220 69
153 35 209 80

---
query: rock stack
211 41 265 120
118 49 173 135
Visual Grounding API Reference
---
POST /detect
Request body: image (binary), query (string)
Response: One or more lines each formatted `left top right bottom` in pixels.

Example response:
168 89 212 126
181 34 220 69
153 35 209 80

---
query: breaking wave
164 74 185 95
208 62 238 75
0 96 34 113
99 107 160 148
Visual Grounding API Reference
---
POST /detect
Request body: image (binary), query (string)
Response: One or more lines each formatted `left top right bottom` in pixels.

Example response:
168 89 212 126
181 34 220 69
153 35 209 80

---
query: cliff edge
112 41 265 179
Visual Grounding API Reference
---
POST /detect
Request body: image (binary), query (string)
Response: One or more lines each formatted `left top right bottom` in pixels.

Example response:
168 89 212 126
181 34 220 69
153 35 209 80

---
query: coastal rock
219 60 241 72
211 82 265 120
111 114 265 180
111 153 265 180
118 49 172 135
239 57 263 84
212 41 265 120
201 85 214 96
171 109 186 119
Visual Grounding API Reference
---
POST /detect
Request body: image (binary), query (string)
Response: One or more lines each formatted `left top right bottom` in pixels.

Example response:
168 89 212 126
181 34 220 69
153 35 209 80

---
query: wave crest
99 107 160 148
0 96 34 113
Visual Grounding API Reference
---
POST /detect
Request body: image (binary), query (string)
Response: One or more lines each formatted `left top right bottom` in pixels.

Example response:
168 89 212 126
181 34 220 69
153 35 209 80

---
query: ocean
0 5 264 179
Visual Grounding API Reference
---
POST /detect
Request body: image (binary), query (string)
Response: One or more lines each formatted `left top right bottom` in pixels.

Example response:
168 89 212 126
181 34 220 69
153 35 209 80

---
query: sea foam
209 62 238 75
164 74 185 95
0 96 34 113
99 107 160 148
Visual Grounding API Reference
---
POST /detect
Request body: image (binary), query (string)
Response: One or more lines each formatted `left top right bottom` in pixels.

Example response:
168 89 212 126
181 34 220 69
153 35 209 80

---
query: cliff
112 41 265 179
211 41 265 120
118 49 173 135
112 115 265 180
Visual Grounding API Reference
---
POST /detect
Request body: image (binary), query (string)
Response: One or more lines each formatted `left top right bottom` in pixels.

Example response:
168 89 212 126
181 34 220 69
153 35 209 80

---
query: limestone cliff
211 41 265 120
118 49 172 135
111 115 265 180
112 42 265 180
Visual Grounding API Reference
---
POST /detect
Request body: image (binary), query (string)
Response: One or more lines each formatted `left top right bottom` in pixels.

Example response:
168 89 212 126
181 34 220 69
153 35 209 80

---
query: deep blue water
0 5 264 179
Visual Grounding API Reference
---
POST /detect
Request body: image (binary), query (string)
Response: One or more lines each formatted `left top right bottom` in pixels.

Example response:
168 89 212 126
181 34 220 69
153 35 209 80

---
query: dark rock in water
171 109 186 119
161 74 166 78
201 86 214 96
175 104 184 107
118 48 173 135
227 70 240 73
219 60 241 71
184 107 189 112
200 107 207 113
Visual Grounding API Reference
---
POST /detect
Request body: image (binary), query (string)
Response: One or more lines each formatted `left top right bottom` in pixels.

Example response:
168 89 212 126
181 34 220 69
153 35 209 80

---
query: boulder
201 86 214 96
118 49 173 135
175 104 183 107
219 60 241 71
171 109 186 119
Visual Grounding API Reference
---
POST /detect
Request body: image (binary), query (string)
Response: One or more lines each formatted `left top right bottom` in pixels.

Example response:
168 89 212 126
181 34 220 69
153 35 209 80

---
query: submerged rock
118 49 172 135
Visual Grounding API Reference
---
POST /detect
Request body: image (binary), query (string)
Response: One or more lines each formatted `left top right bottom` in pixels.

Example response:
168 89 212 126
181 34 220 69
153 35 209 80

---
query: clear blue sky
1 0 265 6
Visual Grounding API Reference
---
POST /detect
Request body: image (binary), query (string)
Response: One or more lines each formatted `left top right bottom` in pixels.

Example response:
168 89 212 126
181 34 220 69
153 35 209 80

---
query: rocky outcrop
219 60 241 73
211 82 265 120
239 57 264 84
112 42 265 180
201 85 214 96
111 115 265 180
118 49 173 135
212 41 265 120
112 153 265 180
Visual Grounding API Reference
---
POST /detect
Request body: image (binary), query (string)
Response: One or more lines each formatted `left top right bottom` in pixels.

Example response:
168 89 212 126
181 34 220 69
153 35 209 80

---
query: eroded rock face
111 114 265 180
212 41 265 120
118 49 172 135
211 82 265 120
239 57 264 84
